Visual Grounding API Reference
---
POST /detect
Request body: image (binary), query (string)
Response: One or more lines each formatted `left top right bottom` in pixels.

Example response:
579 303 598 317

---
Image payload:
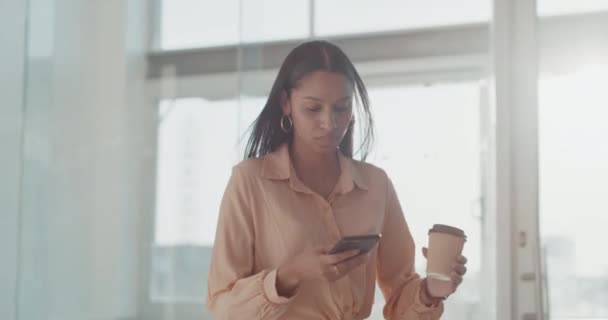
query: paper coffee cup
426 224 466 282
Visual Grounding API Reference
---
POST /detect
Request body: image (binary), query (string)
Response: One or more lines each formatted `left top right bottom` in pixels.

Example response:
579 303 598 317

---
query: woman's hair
243 40 374 161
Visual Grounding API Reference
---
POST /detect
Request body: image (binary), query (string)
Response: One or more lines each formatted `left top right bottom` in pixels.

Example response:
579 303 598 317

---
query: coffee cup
425 224 466 282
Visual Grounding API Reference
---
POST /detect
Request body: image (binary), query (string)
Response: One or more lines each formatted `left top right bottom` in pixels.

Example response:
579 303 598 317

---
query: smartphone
329 234 382 255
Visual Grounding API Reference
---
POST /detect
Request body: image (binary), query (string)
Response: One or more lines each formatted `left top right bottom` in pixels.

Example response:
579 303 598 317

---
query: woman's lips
314 133 341 145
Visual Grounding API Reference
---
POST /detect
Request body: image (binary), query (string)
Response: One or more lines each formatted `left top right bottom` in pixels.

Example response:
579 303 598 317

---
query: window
159 0 239 50
539 65 608 318
365 82 483 319
151 96 264 311
314 0 490 37
239 0 310 43
538 0 608 17
158 0 310 50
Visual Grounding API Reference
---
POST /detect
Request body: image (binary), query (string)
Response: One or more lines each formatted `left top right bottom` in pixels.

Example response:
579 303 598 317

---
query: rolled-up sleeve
376 175 444 320
206 166 295 320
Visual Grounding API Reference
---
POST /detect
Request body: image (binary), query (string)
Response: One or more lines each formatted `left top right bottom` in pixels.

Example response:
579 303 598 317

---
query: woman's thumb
318 243 336 254
422 247 429 259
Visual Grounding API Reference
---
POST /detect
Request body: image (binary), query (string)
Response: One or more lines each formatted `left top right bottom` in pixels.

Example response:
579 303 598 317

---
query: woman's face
282 70 354 154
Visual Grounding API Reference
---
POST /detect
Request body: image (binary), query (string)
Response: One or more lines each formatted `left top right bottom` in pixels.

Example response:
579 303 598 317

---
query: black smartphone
329 234 382 255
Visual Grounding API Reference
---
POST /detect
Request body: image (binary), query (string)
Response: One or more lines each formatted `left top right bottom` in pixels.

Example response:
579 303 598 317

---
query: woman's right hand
276 245 369 297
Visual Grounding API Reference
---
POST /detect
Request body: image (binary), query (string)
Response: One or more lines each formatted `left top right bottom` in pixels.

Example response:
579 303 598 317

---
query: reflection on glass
539 65 608 319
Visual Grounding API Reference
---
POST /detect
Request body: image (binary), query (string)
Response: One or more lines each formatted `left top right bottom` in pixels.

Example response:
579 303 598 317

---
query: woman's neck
289 140 340 179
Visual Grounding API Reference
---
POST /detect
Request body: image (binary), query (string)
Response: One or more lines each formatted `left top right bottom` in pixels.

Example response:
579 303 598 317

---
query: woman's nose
319 111 338 129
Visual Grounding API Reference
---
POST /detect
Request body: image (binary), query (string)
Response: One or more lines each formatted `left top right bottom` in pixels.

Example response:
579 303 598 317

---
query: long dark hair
243 40 374 161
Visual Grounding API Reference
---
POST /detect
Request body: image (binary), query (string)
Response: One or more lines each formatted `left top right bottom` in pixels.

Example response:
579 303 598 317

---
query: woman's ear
280 90 291 115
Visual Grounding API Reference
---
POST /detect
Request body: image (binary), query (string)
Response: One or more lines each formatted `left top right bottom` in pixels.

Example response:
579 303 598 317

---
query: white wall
13 1 155 320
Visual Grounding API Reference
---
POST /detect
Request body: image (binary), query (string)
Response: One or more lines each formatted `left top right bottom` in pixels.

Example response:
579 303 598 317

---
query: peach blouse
206 143 443 319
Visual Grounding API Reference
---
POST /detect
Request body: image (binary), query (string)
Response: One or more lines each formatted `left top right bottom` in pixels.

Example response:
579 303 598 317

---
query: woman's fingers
321 264 340 280
334 253 368 276
321 249 360 265
317 245 333 254
324 252 370 281
457 255 467 264
451 272 463 287
421 247 428 259
452 262 467 276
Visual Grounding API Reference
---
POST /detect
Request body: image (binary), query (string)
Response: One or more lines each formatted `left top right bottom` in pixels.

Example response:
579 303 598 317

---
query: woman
206 40 468 319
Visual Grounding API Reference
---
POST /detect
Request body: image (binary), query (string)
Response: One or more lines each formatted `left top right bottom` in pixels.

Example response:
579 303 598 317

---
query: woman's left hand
422 247 468 297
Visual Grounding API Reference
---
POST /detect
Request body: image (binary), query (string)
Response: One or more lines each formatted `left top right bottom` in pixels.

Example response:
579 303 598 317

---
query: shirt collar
260 143 369 194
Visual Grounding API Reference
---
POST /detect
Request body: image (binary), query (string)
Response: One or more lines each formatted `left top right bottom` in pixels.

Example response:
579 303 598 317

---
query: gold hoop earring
280 115 293 133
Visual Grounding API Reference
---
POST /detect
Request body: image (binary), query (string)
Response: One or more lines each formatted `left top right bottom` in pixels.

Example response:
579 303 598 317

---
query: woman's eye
335 105 351 112
306 106 321 112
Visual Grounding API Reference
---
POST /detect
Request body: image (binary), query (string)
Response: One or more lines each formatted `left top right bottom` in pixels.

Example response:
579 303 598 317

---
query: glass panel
0 2 27 319
154 98 239 247
151 96 264 306
314 0 490 37
160 0 239 49
538 0 608 17
539 64 608 318
159 0 310 50
17 1 151 319
365 82 483 319
240 0 310 43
